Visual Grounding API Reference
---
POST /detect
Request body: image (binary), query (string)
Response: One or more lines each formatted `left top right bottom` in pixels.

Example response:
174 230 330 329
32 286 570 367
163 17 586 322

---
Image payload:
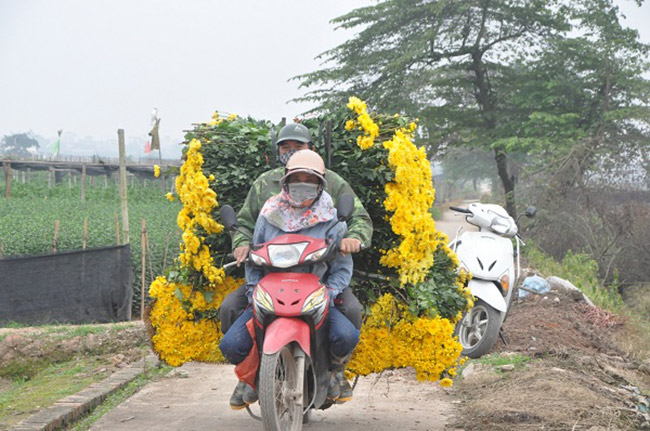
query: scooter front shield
263 317 311 357
468 279 508 313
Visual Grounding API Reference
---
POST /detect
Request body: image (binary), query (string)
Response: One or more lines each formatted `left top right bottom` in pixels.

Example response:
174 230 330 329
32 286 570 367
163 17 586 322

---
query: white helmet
280 150 327 188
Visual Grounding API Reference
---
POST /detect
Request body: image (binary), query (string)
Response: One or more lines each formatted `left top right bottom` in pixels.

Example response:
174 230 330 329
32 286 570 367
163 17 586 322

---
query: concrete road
90 206 466 431
90 362 454 431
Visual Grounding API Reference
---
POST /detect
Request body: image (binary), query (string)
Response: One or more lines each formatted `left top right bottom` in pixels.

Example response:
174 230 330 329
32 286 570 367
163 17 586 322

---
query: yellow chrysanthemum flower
439 378 453 387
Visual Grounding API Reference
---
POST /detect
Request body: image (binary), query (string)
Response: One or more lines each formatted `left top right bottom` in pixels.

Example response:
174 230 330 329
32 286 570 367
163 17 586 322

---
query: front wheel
455 299 502 358
259 346 303 431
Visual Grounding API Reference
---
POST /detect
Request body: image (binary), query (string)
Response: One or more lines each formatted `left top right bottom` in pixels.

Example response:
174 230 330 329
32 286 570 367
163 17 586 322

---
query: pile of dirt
453 287 650 430
0 322 149 379
494 288 623 357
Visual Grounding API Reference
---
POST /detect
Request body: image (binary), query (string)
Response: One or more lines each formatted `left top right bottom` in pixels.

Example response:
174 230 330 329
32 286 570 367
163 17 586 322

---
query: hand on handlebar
340 238 362 256
233 245 250 267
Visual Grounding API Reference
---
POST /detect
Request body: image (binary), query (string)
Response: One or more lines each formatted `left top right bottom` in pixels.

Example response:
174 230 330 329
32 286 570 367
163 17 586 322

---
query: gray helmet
276 123 311 145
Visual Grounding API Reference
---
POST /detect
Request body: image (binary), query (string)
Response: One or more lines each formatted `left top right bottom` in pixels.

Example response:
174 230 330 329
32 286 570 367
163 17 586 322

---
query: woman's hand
340 238 362 255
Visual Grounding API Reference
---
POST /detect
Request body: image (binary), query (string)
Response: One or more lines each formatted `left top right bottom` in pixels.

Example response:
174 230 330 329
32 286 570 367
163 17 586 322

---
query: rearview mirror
524 206 537 218
337 194 354 222
220 205 239 230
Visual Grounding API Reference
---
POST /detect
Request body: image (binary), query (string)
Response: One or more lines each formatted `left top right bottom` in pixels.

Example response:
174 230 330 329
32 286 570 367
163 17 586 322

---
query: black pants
219 284 363 334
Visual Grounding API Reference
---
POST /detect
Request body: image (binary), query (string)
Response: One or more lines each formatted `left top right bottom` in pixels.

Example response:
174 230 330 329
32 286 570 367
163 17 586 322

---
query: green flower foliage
183 117 275 271
182 108 469 319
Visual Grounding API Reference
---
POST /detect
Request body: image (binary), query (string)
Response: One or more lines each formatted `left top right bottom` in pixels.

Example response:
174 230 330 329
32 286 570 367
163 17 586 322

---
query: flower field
0 175 181 315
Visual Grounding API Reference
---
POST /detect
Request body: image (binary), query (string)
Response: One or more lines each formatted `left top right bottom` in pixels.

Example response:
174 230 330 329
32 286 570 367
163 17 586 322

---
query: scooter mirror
524 206 537 218
220 205 239 230
337 194 354 222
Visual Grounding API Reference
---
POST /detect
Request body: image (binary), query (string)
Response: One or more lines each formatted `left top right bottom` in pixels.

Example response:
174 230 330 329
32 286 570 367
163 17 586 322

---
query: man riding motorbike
219 150 361 409
218 123 372 408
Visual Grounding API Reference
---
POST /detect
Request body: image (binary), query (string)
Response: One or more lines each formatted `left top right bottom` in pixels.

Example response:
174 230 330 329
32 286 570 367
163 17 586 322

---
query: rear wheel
455 299 501 358
259 346 303 431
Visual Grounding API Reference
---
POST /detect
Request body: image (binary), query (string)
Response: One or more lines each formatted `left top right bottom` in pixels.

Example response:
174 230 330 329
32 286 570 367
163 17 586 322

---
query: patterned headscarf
260 190 335 232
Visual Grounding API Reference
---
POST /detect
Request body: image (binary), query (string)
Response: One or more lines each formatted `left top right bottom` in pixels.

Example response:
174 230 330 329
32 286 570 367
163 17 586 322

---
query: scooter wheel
455 299 501 358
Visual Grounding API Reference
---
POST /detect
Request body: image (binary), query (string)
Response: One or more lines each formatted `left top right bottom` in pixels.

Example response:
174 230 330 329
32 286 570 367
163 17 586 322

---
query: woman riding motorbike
219 149 360 409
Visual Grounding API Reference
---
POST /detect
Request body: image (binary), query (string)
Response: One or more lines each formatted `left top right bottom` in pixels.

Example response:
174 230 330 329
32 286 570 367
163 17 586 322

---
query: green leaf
174 287 184 301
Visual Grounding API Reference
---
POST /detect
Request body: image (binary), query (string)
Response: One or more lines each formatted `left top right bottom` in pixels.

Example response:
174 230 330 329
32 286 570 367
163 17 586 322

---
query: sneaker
335 370 353 403
229 381 248 410
243 384 258 405
327 372 340 400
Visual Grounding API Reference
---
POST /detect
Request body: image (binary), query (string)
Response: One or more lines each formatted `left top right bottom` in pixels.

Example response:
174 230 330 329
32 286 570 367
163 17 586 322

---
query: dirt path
435 201 477 239
90 362 454 431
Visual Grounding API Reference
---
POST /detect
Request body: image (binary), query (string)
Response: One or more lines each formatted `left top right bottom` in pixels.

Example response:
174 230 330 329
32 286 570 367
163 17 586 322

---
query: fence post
52 220 60 252
118 129 130 244
114 212 120 245
81 164 86 203
83 217 87 249
141 219 146 320
3 161 11 200
145 228 154 283
162 231 171 272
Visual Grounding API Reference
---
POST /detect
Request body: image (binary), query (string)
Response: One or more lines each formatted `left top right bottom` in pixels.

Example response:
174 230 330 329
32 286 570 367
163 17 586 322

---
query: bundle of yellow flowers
147 138 240 366
148 275 240 366
344 96 472 384
348 294 464 383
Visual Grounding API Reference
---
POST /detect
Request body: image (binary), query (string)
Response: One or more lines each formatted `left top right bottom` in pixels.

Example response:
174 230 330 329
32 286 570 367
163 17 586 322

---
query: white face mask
288 182 319 206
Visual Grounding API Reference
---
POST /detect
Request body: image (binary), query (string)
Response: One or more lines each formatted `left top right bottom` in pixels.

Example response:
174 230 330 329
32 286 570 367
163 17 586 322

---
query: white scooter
449 203 536 358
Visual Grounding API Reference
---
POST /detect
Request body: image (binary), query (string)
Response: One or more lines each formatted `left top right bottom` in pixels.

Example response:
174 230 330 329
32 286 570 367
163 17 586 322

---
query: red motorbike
220 194 354 431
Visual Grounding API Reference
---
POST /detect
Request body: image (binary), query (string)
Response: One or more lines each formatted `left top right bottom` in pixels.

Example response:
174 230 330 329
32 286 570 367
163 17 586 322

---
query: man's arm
232 181 262 250
324 221 353 298
244 215 267 297
326 170 373 249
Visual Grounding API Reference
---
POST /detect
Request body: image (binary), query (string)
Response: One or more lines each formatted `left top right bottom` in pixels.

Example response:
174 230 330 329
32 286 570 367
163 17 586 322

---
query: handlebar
222 241 367 271
449 206 472 214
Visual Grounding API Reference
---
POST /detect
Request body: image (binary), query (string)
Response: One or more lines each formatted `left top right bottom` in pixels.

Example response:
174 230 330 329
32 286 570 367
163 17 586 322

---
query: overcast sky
1 0 648 158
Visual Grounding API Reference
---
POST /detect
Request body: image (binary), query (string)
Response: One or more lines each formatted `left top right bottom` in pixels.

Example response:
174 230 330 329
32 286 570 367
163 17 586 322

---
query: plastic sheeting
0 245 133 325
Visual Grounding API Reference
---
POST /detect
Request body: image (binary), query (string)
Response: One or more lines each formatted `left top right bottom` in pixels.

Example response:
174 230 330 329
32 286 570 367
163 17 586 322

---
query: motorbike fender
469 279 508 313
263 317 311 357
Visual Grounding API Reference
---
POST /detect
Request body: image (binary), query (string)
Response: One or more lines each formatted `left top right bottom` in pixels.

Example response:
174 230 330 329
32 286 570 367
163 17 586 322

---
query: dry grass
614 286 650 363
456 359 640 430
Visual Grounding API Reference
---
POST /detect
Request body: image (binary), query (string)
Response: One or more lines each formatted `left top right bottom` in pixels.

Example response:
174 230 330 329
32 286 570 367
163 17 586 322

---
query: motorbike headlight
268 242 309 268
250 252 267 266
253 286 274 313
304 247 327 262
301 287 328 325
